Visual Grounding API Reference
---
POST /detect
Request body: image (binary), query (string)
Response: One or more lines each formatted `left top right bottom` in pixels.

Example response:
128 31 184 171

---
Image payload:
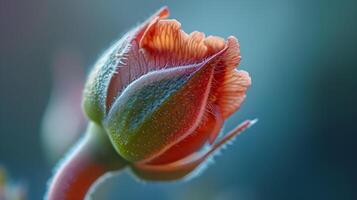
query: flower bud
83 6 253 181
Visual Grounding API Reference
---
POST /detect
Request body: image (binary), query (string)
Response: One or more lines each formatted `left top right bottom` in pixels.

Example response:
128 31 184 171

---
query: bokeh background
1 0 357 199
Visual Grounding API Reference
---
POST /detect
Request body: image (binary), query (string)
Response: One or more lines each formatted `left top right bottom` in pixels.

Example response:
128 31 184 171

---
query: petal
146 105 223 165
104 50 227 163
140 19 225 66
207 107 225 144
210 37 251 118
131 119 256 181
106 7 170 111
106 14 226 112
217 70 251 117
83 7 169 123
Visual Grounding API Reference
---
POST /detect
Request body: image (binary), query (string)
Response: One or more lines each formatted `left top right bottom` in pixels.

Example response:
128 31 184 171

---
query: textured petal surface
140 19 225 66
137 38 250 164
147 105 223 165
104 51 228 162
131 119 256 181
83 7 169 122
209 37 251 118
106 9 226 112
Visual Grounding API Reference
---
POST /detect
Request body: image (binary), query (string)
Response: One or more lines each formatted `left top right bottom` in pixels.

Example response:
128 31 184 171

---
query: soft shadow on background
1 0 356 199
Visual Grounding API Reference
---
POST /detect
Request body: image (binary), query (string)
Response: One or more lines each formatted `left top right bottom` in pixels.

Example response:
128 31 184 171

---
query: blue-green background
1 0 356 199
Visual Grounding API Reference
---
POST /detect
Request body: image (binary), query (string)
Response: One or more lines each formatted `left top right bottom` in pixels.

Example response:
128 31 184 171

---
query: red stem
46 123 127 200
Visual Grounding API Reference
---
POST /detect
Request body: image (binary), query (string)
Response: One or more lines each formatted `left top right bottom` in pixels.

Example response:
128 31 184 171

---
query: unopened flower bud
83 6 253 181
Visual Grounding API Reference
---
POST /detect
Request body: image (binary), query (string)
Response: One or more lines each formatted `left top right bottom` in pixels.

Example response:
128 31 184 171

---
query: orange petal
131 119 256 181
146 105 224 165
210 37 251 118
216 69 251 117
134 6 170 40
106 7 226 111
140 19 225 66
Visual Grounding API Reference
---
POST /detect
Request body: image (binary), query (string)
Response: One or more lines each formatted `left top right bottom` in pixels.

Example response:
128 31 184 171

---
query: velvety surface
1 0 356 199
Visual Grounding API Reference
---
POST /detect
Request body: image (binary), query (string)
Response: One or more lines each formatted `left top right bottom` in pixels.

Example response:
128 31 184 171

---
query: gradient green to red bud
82 6 252 181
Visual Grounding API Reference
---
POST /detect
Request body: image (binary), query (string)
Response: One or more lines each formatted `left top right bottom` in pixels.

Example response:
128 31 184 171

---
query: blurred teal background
1 0 357 199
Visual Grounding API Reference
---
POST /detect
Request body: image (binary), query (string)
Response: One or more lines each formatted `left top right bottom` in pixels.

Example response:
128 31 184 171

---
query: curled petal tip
131 119 255 181
209 119 254 152
156 6 170 18
249 118 259 127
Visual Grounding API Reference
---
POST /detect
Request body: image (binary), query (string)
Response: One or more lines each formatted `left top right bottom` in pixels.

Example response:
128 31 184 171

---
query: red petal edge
131 119 257 181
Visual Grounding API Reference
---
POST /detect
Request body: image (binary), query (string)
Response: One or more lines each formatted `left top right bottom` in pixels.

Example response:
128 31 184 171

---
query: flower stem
46 123 127 200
